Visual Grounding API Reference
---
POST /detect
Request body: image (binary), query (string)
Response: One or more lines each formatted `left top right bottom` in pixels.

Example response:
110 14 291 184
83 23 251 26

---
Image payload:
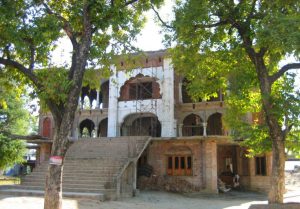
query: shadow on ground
0 190 299 209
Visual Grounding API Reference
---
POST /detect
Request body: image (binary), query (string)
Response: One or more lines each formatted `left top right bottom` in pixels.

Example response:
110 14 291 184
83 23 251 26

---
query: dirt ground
0 167 299 209
0 189 299 209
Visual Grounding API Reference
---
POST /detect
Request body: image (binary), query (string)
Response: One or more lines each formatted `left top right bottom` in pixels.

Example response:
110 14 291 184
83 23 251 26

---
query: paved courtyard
0 190 299 209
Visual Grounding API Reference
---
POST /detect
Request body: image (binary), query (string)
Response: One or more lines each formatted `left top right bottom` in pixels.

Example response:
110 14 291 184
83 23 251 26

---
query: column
107 66 118 137
179 123 183 137
78 96 82 110
74 128 79 139
160 58 176 137
204 140 218 193
179 81 183 103
96 90 100 109
203 122 207 136
94 127 98 138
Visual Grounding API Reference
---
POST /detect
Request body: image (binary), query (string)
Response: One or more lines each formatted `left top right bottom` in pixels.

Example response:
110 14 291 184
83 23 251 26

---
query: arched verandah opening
79 119 95 137
97 118 108 137
207 112 223 135
182 114 203 136
121 113 161 137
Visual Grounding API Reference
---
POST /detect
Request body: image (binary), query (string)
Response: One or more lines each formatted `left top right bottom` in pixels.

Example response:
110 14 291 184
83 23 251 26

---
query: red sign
49 156 63 165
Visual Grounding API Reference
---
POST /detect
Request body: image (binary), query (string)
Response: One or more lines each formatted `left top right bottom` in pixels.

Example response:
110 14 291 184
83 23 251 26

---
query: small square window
166 155 192 176
255 156 266 176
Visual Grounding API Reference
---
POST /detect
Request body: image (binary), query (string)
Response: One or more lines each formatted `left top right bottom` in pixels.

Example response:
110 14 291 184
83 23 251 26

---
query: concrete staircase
0 136 151 200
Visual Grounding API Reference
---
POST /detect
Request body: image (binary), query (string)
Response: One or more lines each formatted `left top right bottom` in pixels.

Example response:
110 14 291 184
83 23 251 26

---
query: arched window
119 74 161 101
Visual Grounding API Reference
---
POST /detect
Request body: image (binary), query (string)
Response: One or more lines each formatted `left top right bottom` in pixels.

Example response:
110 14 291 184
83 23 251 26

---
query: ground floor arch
121 113 161 137
79 119 95 137
97 118 108 137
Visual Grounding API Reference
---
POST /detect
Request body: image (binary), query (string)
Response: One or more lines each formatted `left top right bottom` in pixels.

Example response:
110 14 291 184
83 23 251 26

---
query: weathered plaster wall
107 58 176 137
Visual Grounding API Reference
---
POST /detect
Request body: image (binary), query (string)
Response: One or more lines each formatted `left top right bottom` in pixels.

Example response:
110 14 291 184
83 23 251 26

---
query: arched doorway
42 117 51 138
97 118 108 137
207 113 223 135
79 119 95 137
182 114 203 136
121 113 161 137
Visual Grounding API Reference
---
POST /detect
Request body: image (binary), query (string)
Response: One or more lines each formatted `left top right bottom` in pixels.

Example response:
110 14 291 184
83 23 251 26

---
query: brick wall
138 139 218 193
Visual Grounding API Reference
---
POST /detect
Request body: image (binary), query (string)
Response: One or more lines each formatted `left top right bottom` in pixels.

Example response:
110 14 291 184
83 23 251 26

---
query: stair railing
115 136 152 199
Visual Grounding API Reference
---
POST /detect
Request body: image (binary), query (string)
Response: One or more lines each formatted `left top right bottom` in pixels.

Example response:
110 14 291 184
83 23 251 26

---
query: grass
0 176 20 185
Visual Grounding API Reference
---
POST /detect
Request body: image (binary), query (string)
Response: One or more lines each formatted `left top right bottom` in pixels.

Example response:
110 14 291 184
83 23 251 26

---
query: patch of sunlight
224 201 267 209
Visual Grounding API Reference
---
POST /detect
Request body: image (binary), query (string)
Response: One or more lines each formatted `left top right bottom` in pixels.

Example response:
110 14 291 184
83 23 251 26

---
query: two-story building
35 50 272 198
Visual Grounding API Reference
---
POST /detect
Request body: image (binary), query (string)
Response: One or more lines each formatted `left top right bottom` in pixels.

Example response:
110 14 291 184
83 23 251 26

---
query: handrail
135 137 152 162
115 136 152 199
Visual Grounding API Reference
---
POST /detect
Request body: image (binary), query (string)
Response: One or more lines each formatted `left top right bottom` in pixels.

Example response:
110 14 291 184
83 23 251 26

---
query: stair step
15 136 151 200
0 187 105 201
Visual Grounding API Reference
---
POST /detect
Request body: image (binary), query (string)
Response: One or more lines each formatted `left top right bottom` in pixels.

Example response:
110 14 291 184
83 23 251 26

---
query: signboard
49 156 63 165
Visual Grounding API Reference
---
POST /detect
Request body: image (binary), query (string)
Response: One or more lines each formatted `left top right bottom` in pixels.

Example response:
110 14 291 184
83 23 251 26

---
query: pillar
94 127 98 138
179 81 183 103
96 90 100 109
74 128 79 139
160 58 176 137
179 123 183 137
204 140 218 193
107 66 118 137
203 122 207 137
78 97 82 110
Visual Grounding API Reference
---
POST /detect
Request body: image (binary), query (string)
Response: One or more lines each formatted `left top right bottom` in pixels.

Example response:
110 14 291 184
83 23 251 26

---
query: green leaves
0 134 26 170
169 0 300 156
35 68 72 106
0 76 29 170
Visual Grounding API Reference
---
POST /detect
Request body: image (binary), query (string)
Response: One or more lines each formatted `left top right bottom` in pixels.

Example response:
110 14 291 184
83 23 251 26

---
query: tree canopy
0 75 30 170
0 1 163 208
167 0 300 154
166 0 300 203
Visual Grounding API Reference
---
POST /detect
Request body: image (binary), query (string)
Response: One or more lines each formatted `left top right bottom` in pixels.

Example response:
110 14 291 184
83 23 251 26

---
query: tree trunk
43 125 69 209
44 164 64 209
236 47 286 203
268 138 285 203
254 57 286 204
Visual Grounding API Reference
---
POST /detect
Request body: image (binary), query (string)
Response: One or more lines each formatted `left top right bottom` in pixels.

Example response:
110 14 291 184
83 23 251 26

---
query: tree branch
29 44 35 70
269 63 300 84
0 57 62 122
246 0 257 23
195 20 230 29
42 2 78 47
125 0 138 6
0 57 40 87
151 3 174 29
